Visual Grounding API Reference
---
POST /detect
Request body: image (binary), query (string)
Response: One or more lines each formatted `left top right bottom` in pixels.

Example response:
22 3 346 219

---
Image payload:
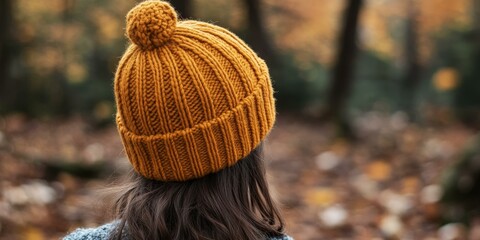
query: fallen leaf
318 205 349 228
23 227 45 240
401 176 420 195
305 188 338 207
366 161 392 181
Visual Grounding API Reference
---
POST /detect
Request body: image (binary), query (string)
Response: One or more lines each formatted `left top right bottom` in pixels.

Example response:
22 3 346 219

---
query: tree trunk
0 0 15 111
323 0 364 121
243 0 276 64
402 0 421 118
474 0 480 40
169 0 193 19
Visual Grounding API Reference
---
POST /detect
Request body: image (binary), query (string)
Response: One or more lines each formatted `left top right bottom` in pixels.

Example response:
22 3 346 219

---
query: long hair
109 143 285 240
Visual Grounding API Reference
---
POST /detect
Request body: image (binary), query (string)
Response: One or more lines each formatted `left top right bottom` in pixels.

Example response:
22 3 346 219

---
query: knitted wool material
115 0 276 181
63 222 294 240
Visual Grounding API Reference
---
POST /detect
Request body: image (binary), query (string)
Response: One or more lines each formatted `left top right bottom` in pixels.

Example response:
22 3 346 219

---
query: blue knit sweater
63 222 294 240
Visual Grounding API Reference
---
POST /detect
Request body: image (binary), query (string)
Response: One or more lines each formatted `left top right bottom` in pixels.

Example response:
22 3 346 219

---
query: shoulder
269 235 294 240
62 222 292 240
63 222 118 240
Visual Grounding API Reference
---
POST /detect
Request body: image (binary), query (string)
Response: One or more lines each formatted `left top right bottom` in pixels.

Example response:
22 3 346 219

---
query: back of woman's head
110 144 284 240
111 0 283 239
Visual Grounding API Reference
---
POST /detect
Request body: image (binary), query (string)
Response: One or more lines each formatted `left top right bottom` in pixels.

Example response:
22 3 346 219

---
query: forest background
1 0 480 239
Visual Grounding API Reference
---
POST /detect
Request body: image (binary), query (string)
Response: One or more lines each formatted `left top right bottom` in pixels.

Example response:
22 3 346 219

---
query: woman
64 1 292 239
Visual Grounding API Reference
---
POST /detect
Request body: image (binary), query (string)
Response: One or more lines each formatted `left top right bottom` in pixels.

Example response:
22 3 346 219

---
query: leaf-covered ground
0 113 476 240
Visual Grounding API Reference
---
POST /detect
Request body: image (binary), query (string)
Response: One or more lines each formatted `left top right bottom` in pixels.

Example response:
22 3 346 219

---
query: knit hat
114 0 275 181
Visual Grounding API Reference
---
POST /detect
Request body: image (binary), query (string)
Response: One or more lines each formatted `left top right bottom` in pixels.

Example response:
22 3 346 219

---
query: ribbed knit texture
114 0 276 181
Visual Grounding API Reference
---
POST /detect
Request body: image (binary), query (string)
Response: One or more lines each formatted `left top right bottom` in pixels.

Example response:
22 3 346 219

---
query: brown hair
109 144 285 240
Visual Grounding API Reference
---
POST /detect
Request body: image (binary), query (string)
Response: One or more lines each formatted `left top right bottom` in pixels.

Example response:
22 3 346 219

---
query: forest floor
0 112 477 240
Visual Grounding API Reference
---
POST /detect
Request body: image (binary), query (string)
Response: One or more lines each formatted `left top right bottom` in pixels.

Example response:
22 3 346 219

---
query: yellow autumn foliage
263 0 471 64
433 67 460 91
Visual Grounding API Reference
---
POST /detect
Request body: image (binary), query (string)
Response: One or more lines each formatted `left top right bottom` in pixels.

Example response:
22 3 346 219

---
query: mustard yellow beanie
114 0 276 181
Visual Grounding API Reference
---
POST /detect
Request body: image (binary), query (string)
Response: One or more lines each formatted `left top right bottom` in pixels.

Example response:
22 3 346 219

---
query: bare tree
402 0 421 117
323 0 364 121
243 0 276 63
169 0 193 19
474 0 480 41
0 0 15 111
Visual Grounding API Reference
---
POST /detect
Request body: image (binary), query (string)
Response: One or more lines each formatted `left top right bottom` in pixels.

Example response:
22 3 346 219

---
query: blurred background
1 0 480 239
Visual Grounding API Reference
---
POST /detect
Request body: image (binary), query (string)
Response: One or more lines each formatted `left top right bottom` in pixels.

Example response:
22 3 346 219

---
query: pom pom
126 1 177 50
